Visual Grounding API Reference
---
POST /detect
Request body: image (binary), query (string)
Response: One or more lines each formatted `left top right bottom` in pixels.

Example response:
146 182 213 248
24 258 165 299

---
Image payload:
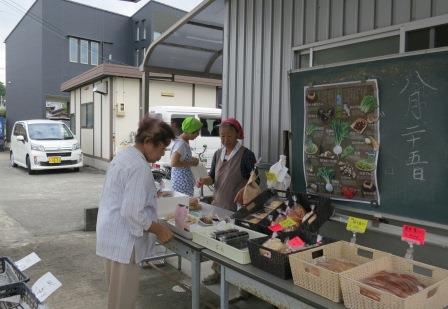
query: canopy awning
141 0 224 79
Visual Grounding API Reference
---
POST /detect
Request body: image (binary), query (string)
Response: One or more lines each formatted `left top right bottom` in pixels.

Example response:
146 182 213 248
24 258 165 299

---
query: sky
0 0 203 84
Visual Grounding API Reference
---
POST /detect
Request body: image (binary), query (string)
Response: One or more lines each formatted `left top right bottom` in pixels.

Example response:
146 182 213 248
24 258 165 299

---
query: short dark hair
135 115 175 146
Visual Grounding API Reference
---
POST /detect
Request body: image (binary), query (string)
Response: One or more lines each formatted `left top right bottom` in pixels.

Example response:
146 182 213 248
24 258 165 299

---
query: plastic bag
267 155 291 190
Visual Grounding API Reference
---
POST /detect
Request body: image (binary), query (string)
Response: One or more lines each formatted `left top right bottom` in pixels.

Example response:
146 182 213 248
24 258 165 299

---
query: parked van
10 120 83 174
148 106 221 169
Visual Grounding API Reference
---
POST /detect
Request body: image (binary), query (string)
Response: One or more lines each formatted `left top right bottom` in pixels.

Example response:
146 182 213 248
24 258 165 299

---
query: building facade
4 0 185 137
222 0 448 163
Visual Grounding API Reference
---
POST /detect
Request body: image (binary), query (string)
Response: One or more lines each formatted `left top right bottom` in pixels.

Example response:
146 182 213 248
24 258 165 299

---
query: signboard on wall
303 80 380 204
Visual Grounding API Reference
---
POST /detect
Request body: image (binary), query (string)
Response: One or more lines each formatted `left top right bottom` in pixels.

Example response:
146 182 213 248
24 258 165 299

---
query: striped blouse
96 146 158 264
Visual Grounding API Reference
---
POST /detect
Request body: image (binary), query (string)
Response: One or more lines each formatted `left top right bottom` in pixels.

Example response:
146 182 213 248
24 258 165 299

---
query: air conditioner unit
93 82 108 94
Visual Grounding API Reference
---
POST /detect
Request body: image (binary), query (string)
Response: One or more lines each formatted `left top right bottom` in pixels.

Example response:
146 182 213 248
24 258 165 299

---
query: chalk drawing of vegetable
317 167 335 192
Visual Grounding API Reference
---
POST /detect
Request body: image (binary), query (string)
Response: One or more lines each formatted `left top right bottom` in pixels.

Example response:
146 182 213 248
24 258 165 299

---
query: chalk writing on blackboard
399 71 437 182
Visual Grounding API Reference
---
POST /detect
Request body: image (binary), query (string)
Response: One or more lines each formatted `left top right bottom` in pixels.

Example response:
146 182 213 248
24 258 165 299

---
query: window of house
90 41 99 65
142 20 146 40
70 113 76 133
80 40 89 64
292 17 448 71
81 103 93 128
135 49 140 66
314 36 399 66
406 23 448 51
135 21 140 41
69 37 78 62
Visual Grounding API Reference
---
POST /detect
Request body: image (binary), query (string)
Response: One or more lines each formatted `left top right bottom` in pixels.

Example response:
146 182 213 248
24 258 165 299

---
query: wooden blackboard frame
289 49 448 227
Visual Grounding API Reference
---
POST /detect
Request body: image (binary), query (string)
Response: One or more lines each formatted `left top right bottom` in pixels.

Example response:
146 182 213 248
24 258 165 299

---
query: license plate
48 156 61 164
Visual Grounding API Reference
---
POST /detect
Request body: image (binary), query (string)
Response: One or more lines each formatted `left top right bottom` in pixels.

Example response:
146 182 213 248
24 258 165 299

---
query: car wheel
26 155 35 175
73 167 80 172
10 152 17 167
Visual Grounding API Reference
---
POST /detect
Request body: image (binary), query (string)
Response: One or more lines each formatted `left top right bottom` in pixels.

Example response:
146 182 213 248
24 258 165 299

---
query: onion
333 144 342 155
325 183 333 192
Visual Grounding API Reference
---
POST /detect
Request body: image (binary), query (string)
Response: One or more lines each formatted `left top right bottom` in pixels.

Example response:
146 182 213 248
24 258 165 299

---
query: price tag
288 236 305 249
31 272 62 302
14 252 41 271
346 216 368 234
279 217 298 229
268 224 283 232
402 225 426 245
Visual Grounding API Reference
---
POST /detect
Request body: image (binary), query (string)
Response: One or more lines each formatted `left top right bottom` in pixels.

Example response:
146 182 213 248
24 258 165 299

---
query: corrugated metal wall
223 0 448 163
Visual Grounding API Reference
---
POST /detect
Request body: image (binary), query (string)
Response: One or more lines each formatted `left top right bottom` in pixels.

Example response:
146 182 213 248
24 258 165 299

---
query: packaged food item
315 257 358 273
362 271 426 298
189 197 201 211
242 171 262 205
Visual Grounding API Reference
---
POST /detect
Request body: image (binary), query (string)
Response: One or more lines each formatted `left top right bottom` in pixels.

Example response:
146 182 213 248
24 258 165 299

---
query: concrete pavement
0 151 272 309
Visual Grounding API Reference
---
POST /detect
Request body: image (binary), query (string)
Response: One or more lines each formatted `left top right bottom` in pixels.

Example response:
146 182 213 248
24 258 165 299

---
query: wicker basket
340 255 448 309
289 241 389 302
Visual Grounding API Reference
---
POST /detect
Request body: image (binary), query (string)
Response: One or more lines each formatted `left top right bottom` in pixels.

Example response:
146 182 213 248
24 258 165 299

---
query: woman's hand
196 178 205 188
234 187 245 205
197 176 212 187
148 222 173 244
190 157 199 166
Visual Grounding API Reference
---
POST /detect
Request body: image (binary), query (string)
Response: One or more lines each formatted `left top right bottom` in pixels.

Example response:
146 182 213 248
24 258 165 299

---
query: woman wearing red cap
198 118 256 211
198 118 256 285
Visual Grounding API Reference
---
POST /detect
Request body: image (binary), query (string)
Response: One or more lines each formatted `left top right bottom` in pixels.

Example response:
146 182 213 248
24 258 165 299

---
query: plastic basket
247 228 333 279
0 258 29 289
340 255 448 309
0 282 42 309
289 241 389 302
192 223 266 264
235 191 334 235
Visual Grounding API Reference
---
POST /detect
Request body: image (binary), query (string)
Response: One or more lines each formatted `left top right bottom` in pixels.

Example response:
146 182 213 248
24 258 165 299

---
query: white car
10 120 83 174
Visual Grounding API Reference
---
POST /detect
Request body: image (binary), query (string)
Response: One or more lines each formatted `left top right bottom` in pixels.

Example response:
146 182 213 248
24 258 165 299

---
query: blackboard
290 50 448 225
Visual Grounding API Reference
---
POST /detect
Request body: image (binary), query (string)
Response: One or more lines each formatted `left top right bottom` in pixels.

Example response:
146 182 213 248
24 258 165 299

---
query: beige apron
212 147 247 211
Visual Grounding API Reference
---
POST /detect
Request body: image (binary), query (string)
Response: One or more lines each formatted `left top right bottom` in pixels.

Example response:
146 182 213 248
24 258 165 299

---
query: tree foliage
0 81 5 97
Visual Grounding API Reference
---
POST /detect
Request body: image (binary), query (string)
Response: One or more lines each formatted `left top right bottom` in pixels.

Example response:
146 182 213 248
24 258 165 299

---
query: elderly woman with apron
197 118 256 284
170 117 202 196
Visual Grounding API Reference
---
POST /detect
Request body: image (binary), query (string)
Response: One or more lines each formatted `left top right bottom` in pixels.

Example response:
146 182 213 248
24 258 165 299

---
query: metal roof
60 64 141 92
141 0 224 79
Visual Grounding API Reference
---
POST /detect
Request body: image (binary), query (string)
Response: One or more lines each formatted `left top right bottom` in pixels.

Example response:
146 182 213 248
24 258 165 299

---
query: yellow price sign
279 217 297 229
346 216 368 234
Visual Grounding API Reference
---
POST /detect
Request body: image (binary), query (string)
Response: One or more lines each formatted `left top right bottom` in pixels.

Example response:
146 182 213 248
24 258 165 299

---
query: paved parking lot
0 151 271 309
0 152 212 308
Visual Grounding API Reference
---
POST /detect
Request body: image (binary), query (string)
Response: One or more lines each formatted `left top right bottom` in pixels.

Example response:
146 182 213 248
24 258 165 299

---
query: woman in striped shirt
96 116 175 309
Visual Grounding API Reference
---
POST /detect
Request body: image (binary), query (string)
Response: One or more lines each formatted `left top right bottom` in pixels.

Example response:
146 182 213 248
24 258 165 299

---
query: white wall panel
330 0 344 38
194 85 216 107
236 0 246 119
148 80 192 107
101 78 111 160
393 0 412 24
243 0 254 147
251 0 263 157
344 0 359 35
304 0 317 43
317 0 330 41
81 129 93 156
93 83 102 158
359 0 375 32
376 0 393 28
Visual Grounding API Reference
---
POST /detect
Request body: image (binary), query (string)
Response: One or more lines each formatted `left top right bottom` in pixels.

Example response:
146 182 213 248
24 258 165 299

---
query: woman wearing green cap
170 117 203 196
